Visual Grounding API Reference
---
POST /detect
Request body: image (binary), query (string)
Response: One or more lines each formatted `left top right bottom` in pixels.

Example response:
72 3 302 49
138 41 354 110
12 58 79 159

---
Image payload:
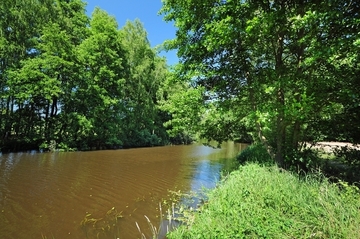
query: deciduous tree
160 0 360 167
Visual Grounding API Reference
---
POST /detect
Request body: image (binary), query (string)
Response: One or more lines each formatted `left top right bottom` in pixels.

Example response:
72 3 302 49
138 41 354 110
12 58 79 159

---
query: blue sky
84 0 178 66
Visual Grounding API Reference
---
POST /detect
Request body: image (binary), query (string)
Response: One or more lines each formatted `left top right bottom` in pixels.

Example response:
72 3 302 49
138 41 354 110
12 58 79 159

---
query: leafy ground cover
168 162 360 238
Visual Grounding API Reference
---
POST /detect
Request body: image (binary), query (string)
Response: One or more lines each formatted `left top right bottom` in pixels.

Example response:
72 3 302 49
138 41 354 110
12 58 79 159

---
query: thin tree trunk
275 88 285 167
292 120 301 150
291 0 305 152
50 96 58 117
274 12 286 167
44 101 50 141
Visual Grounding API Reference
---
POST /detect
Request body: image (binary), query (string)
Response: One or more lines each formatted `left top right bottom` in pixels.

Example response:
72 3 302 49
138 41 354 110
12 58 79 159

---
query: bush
236 143 272 166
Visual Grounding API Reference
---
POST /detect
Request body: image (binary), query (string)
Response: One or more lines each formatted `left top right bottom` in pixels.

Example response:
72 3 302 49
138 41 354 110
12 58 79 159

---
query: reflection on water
0 142 246 239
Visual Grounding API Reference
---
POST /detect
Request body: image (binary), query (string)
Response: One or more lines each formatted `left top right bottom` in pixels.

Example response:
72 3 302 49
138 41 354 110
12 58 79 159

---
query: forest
0 0 183 152
1 0 359 172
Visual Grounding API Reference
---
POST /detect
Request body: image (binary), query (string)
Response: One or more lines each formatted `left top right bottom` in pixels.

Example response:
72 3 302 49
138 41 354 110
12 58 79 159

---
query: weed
135 202 178 239
80 207 122 239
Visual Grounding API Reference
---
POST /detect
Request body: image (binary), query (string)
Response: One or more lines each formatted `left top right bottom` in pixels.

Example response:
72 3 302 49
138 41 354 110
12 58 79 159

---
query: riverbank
167 161 360 238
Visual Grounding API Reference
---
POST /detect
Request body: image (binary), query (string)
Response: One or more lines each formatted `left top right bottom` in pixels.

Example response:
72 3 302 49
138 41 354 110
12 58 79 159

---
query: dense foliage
160 0 360 167
0 0 173 152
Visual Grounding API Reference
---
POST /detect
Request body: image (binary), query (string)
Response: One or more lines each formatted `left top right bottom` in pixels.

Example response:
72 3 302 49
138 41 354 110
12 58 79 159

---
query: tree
120 20 169 147
159 70 205 144
4 0 88 150
76 7 128 149
0 0 56 150
160 0 360 167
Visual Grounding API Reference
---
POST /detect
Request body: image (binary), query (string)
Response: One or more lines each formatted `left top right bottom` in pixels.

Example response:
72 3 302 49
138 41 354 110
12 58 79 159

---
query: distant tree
120 20 169 147
0 0 63 150
0 1 172 151
4 0 88 150
76 7 128 149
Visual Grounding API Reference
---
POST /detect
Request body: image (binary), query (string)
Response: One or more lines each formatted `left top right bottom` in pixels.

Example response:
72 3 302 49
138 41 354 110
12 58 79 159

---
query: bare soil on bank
308 141 360 153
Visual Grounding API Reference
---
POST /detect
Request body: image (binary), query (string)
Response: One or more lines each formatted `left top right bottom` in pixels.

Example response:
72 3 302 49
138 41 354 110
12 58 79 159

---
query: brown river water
0 142 247 239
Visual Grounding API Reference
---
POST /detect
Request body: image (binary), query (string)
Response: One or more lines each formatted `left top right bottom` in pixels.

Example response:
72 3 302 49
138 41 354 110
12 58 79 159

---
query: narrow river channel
0 142 247 239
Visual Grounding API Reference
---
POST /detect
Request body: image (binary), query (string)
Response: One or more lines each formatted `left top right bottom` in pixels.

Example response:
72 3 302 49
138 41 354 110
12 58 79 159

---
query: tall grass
168 163 360 238
136 203 178 239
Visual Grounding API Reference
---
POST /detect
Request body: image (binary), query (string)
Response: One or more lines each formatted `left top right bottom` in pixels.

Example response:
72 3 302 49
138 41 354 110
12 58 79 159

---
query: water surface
0 142 246 239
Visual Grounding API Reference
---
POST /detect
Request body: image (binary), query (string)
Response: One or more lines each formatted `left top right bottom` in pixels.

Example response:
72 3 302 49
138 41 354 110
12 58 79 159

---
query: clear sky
84 0 178 66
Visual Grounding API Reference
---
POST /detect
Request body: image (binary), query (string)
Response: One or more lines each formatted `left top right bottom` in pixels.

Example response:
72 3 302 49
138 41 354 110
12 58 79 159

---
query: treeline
0 0 176 152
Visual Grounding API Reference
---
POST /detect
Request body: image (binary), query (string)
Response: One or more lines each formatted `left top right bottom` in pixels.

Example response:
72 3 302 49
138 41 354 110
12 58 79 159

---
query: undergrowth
168 163 360 239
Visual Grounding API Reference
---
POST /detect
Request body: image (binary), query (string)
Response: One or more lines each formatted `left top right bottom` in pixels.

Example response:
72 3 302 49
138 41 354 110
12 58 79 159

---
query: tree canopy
160 0 360 167
0 0 171 152
2 0 359 159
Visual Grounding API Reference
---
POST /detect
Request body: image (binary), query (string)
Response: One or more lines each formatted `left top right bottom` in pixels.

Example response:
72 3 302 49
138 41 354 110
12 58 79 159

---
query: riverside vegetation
167 144 360 239
159 1 360 236
0 0 193 153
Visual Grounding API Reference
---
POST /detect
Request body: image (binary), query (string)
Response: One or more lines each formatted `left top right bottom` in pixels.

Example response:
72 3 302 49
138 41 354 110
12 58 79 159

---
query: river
0 142 246 239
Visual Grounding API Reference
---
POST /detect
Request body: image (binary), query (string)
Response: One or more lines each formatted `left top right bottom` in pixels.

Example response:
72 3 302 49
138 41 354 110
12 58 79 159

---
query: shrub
236 143 272 166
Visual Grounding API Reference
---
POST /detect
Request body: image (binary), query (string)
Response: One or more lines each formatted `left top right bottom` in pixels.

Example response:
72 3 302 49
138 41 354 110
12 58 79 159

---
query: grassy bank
167 162 360 238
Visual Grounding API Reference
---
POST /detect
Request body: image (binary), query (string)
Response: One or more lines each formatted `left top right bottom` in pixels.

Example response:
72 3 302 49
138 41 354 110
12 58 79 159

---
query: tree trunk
50 96 58 117
292 120 301 150
44 101 50 141
275 88 285 167
274 11 286 167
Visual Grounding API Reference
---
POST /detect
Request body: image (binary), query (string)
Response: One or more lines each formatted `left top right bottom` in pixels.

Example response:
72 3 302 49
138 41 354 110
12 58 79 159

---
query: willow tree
160 0 360 167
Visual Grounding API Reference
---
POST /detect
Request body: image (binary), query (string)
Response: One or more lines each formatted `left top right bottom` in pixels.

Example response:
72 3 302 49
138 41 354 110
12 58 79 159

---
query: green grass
167 163 360 239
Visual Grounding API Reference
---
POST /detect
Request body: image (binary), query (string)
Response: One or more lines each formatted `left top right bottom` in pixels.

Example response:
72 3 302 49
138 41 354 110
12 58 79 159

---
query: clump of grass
80 207 122 238
168 163 360 239
135 203 178 239
135 215 160 239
